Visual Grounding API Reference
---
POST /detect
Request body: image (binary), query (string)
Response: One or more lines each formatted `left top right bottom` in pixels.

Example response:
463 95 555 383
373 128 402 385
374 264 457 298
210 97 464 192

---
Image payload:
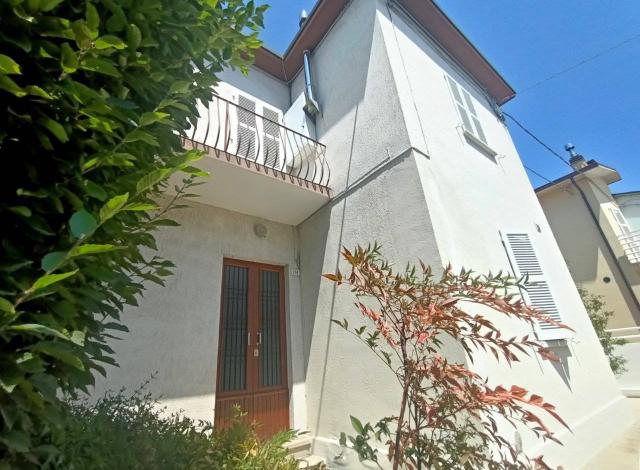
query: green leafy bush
43 385 299 469
579 288 627 375
0 0 265 465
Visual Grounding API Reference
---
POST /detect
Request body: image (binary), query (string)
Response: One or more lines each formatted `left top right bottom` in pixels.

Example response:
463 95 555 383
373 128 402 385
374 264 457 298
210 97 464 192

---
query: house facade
536 154 640 330
536 151 640 398
92 0 633 467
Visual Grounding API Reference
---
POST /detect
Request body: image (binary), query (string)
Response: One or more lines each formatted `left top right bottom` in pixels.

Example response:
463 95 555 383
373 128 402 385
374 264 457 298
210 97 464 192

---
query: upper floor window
609 207 632 236
236 94 283 169
445 75 487 145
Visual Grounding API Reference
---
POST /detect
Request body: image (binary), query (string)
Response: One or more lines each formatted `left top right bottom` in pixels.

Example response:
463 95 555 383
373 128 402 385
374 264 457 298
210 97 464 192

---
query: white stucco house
92 0 635 467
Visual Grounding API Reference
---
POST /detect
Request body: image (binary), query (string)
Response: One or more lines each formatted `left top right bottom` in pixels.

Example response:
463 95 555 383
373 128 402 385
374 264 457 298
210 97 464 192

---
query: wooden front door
214 259 289 438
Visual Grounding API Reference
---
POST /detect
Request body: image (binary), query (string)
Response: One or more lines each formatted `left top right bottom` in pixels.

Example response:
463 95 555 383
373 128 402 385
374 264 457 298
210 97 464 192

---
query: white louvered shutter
446 76 473 134
262 107 281 169
446 75 487 144
237 95 257 160
461 89 487 143
502 232 569 341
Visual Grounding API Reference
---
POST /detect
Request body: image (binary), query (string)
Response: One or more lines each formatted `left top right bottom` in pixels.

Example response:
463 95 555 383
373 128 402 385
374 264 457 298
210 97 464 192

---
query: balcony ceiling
186 145 330 226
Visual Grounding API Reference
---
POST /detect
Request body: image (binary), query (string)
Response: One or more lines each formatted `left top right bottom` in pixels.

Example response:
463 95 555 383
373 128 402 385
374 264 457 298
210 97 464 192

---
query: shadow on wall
297 207 331 379
548 343 574 391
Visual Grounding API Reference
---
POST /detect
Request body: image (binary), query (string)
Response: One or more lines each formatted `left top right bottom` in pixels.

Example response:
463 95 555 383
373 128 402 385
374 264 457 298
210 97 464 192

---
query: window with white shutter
237 95 257 160
501 231 570 341
446 75 487 144
262 107 281 169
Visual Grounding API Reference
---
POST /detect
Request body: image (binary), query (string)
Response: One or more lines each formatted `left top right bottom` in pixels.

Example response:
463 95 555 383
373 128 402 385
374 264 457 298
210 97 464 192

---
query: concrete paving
582 398 640 469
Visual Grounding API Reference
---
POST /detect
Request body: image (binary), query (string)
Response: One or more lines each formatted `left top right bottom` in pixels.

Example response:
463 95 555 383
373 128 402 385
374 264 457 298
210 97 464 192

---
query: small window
446 75 487 144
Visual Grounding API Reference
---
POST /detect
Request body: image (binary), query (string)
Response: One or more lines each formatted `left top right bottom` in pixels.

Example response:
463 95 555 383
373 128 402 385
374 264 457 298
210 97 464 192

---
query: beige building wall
538 177 640 330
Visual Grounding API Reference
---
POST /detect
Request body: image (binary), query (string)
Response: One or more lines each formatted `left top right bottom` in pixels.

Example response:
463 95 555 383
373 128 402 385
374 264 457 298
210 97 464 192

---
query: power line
503 112 616 202
502 111 569 165
519 30 640 94
523 164 553 184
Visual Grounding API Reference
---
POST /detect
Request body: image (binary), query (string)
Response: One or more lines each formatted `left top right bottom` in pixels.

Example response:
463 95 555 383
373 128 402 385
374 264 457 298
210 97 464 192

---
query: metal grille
220 265 248 392
260 270 281 387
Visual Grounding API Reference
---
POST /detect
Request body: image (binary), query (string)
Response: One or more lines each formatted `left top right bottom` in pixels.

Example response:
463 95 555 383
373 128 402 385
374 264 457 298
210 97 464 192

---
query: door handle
257 331 262 346
247 332 251 346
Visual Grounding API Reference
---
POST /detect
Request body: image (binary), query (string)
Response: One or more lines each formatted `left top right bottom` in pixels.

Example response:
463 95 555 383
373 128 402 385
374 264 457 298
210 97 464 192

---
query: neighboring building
536 148 640 330
536 148 640 398
92 1 632 468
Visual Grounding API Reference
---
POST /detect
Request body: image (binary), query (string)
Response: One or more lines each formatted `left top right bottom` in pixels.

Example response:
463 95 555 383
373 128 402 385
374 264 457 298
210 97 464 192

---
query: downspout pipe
570 176 640 313
302 50 321 120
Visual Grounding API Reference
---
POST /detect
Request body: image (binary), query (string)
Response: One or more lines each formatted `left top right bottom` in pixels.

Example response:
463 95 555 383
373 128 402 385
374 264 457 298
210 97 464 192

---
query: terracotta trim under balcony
179 95 332 226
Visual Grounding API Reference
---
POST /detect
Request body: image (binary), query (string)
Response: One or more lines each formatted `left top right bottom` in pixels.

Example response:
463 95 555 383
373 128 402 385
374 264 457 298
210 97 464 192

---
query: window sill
463 129 498 158
536 329 574 342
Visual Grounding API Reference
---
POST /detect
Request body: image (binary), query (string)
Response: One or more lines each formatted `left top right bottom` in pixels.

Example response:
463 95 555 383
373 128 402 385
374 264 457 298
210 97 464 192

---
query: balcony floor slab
184 142 331 226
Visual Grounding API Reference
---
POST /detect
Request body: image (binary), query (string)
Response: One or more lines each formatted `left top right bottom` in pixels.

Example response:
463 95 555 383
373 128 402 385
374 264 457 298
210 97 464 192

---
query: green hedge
47 386 299 469
0 0 265 466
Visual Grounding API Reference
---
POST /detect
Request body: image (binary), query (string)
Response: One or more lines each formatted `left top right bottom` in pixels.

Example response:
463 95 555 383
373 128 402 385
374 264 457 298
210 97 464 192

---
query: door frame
214 258 289 424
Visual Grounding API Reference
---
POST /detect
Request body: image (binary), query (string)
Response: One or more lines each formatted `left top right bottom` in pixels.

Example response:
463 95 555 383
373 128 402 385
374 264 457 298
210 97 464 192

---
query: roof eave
535 161 621 195
251 0 516 104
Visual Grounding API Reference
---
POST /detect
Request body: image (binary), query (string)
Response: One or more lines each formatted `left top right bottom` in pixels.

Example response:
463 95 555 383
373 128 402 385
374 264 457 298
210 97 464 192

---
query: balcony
181 95 331 225
619 229 640 264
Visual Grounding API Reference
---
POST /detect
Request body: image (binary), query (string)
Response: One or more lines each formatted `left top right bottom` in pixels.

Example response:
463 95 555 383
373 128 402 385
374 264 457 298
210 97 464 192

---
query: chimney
565 143 587 171
299 9 308 28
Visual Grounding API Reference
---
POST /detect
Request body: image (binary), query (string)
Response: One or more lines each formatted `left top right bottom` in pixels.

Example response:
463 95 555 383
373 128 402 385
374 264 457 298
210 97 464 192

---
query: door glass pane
220 265 248 392
260 270 282 387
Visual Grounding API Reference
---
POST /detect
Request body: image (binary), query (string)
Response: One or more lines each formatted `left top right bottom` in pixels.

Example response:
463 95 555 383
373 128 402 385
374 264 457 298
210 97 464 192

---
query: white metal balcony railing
618 229 640 264
182 95 330 191
607 326 640 342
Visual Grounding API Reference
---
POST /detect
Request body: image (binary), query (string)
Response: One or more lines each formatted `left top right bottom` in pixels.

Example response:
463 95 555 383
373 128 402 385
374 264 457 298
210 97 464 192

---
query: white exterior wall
91 201 308 431
217 66 289 111
379 6 631 468
296 0 452 464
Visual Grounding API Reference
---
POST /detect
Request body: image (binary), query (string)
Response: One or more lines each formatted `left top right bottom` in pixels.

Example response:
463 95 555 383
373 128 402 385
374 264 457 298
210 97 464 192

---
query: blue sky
257 1 640 193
